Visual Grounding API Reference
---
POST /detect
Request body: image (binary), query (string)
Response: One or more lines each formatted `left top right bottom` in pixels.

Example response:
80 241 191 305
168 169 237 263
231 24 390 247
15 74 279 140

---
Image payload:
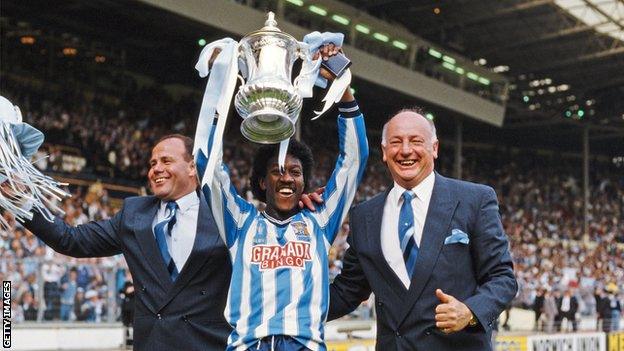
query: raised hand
314 44 341 81
298 186 325 211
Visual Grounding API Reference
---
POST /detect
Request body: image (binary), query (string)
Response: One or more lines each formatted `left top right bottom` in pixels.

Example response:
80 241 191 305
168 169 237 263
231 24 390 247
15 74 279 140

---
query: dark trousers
534 310 542 331
556 311 577 331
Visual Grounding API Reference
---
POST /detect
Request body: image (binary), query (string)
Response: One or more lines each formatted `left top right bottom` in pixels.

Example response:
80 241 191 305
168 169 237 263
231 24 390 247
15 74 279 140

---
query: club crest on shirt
251 241 312 271
291 221 310 242
253 219 268 245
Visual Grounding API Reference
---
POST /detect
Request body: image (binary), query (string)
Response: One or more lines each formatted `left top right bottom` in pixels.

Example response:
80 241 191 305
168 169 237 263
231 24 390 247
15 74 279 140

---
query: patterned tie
399 191 419 278
154 201 179 281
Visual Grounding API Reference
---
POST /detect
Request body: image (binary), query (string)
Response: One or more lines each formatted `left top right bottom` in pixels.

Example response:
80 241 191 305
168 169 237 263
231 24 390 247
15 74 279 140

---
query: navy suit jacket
25 191 232 351
329 173 517 351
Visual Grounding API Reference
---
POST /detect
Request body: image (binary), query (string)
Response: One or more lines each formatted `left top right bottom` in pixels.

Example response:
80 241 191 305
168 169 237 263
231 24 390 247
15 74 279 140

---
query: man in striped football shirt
195 47 368 351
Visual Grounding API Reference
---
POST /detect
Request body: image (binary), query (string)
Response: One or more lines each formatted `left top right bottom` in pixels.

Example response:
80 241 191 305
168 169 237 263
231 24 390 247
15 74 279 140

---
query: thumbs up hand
434 289 474 334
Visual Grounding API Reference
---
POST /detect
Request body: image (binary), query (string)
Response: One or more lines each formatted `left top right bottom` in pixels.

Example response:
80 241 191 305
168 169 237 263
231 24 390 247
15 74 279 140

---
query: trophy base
240 108 295 144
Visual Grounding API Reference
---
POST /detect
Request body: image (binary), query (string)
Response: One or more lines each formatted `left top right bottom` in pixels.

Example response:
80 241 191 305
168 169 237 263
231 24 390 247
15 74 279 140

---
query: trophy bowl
234 12 304 144
236 80 302 143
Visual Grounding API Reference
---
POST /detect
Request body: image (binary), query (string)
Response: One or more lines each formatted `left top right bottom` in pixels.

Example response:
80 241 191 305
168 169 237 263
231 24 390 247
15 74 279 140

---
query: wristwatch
468 313 478 327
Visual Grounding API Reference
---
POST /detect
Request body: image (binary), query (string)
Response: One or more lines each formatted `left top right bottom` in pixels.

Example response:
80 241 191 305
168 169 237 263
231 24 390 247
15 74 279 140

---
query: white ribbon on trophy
193 12 352 189
0 95 70 230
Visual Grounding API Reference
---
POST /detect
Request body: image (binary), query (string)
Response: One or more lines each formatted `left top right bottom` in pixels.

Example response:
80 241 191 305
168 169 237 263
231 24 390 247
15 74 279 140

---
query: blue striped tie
399 191 419 278
154 201 179 281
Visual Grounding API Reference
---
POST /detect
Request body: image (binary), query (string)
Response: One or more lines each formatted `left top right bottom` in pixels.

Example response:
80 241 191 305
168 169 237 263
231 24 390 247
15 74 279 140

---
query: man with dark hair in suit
327 109 517 350
20 291 38 321
556 288 579 331
19 134 232 350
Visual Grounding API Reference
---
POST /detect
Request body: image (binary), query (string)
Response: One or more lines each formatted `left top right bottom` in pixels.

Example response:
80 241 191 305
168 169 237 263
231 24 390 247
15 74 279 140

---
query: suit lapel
133 197 175 293
158 191 222 311
398 174 458 326
368 189 409 298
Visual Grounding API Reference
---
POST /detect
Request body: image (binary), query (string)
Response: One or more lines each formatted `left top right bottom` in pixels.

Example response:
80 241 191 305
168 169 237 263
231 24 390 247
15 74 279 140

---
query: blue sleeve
195 112 254 248
314 100 368 243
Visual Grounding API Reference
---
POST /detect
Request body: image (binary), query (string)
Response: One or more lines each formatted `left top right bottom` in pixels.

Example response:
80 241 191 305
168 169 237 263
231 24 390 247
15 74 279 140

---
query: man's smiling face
381 111 438 189
148 137 197 201
260 154 305 220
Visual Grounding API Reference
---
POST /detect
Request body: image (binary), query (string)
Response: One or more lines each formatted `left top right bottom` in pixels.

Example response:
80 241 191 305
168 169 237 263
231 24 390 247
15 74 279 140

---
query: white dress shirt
381 171 435 289
560 295 571 312
152 191 199 272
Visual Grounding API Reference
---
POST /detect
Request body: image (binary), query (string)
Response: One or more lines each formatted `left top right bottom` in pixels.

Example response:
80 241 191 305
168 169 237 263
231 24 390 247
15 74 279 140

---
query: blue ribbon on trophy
193 12 352 188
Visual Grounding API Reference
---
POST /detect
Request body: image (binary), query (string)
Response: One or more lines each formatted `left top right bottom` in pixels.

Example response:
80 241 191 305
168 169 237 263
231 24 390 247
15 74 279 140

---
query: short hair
381 107 438 145
156 134 194 161
251 140 314 203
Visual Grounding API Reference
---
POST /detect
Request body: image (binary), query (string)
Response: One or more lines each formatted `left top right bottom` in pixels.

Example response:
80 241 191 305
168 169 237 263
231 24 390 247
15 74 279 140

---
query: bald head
381 109 437 146
380 109 439 189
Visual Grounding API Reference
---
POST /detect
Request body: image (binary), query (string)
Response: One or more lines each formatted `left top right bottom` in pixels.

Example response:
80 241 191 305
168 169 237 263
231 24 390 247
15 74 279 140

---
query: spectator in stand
41 261 63 320
74 288 86 321
533 287 545 331
595 287 608 332
20 291 38 321
543 288 558 333
556 288 579 332
60 268 78 321
605 284 622 332
80 290 104 322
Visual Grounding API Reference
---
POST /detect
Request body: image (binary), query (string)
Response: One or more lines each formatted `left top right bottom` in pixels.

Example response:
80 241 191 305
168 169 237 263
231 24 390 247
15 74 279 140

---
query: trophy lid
242 12 297 43
260 12 280 32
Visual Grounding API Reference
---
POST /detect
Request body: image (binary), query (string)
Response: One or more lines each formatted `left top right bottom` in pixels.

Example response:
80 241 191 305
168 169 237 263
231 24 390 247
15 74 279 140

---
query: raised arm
194 113 254 249
313 93 368 243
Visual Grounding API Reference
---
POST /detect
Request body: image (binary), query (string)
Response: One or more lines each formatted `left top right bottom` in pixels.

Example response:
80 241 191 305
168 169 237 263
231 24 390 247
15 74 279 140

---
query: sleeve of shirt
314 100 369 243
195 115 254 249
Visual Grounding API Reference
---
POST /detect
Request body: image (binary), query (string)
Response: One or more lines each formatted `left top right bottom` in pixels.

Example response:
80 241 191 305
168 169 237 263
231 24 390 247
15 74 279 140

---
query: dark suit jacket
533 294 545 313
556 295 579 315
329 173 517 351
25 192 232 351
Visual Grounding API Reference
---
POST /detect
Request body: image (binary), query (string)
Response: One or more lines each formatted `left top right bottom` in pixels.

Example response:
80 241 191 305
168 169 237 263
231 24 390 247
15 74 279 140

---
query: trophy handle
297 42 313 61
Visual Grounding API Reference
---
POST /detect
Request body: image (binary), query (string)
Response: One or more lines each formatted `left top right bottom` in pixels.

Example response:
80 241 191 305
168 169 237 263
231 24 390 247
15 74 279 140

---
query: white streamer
0 122 69 230
193 38 241 188
312 69 352 120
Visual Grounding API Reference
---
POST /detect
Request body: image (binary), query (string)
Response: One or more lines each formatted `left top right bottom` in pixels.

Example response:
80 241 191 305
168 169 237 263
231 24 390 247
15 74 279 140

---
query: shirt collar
389 171 436 205
261 211 299 226
160 190 199 214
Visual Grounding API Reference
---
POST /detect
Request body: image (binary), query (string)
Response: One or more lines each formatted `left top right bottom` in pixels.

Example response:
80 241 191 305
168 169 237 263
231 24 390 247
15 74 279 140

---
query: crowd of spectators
0 182 130 323
2 74 198 182
472 150 624 331
1 74 623 331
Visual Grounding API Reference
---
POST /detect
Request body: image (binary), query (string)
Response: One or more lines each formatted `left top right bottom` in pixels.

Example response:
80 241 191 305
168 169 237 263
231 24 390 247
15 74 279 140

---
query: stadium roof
1 0 623 156
334 0 624 142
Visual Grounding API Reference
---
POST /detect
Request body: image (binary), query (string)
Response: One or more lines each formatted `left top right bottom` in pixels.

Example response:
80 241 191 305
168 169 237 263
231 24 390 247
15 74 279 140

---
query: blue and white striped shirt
196 101 368 351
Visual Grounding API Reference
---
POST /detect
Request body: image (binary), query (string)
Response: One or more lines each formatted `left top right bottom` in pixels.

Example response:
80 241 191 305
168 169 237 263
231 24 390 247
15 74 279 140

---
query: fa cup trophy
193 12 352 179
234 12 305 144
